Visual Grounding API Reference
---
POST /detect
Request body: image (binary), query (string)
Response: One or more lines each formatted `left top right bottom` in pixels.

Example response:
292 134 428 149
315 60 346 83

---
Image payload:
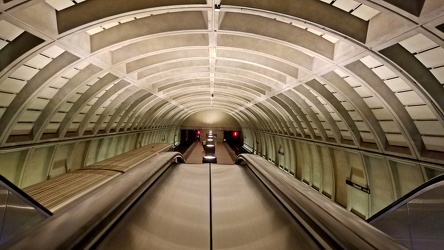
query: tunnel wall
0 128 176 188
243 128 444 219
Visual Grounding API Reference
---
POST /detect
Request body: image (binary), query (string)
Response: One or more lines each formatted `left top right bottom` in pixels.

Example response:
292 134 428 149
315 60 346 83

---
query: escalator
367 174 444 249
2 153 405 249
211 164 319 249
96 164 211 249
95 163 320 249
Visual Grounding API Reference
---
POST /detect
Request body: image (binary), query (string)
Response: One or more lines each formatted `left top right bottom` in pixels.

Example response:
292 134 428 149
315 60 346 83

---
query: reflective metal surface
0 176 50 246
96 164 211 250
0 188 7 244
371 180 444 249
211 164 321 250
1 191 47 244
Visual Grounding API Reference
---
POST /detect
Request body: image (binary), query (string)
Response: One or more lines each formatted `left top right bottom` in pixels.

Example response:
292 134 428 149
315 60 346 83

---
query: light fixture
215 4 221 11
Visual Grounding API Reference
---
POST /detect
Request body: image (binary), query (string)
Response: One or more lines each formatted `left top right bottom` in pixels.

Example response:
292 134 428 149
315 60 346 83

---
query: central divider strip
209 163 213 250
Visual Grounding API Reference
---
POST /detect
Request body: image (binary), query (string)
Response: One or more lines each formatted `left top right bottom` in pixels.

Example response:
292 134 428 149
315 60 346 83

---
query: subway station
0 0 443 249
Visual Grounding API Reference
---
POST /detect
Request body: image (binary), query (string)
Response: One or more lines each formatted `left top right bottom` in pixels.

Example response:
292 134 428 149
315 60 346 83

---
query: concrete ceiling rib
0 0 442 166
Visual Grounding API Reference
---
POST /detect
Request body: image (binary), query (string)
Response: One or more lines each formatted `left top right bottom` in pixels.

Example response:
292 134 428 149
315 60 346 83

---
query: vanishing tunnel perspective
0 0 444 249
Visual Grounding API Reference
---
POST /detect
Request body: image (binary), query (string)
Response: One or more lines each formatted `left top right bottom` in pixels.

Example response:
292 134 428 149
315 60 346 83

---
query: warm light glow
233 131 238 137
181 110 241 129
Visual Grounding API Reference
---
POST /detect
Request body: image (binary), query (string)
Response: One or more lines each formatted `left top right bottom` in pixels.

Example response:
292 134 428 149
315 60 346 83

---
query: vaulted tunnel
0 0 444 220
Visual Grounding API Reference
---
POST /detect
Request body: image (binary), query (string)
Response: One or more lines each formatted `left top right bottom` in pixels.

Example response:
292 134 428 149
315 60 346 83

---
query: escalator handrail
367 173 444 223
1 152 183 250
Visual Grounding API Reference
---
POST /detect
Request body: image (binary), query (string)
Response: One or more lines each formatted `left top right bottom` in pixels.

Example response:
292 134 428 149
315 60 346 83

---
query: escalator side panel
370 183 444 249
211 164 320 250
96 164 210 250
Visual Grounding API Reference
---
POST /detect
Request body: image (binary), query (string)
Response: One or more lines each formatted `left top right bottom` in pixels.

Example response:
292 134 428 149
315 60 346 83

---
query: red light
233 131 238 137
197 130 201 135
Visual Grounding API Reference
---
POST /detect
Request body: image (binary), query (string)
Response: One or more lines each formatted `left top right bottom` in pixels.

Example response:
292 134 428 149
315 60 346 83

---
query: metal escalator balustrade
368 174 444 249
211 164 321 249
0 175 51 246
236 154 407 250
96 163 211 249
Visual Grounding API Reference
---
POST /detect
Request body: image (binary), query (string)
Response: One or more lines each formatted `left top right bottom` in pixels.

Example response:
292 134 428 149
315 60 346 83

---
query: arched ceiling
0 0 444 164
